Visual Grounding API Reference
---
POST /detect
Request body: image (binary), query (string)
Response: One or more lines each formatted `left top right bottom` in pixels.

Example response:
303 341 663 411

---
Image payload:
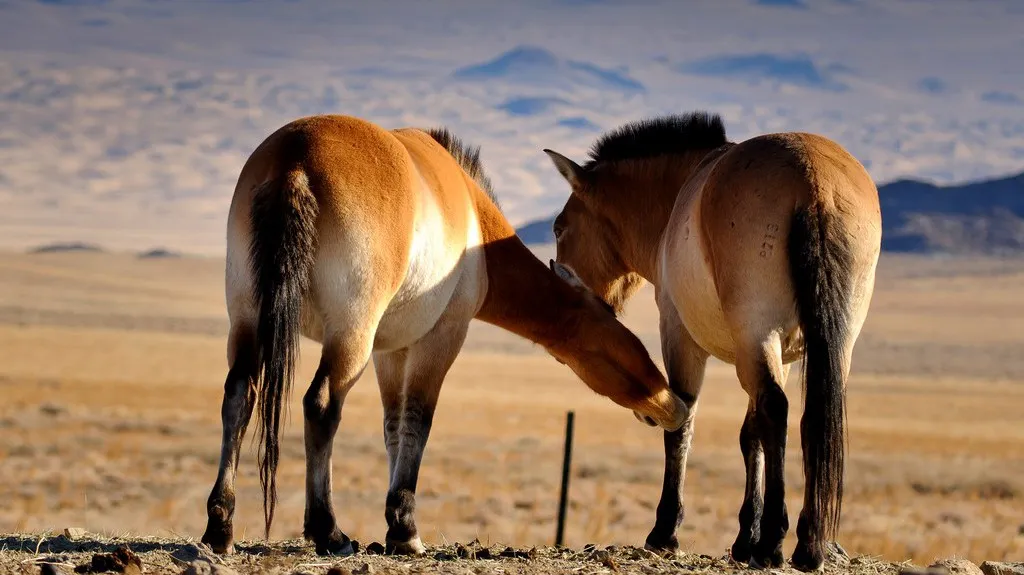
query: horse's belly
374 202 485 352
374 244 465 352
665 224 738 364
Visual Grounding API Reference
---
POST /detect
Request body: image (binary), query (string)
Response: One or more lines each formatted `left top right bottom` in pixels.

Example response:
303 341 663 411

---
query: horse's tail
248 169 319 539
787 204 854 543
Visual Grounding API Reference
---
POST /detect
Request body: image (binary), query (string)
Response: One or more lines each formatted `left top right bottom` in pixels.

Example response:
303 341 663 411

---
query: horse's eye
552 225 564 239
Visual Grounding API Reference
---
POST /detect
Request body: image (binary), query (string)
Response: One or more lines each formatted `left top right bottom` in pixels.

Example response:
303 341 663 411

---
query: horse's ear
543 149 585 190
550 259 586 289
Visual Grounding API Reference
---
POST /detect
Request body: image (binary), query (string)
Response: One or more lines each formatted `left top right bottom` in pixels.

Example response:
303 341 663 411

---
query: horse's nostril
645 416 657 427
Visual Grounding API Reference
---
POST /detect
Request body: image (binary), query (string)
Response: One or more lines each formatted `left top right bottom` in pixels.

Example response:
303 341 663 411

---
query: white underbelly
373 194 486 352
673 242 738 363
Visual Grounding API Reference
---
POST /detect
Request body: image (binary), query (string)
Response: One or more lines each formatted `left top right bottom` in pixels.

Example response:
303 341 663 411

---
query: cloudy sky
1 0 1022 254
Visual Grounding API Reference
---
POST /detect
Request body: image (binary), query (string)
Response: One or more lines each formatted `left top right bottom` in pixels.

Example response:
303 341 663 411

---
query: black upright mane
426 127 499 208
584 112 728 171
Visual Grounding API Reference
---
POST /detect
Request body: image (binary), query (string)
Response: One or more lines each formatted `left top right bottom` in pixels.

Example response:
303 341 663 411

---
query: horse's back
661 132 881 363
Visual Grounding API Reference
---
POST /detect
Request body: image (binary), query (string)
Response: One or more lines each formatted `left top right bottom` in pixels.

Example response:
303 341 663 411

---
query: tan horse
543 112 881 571
200 114 687 557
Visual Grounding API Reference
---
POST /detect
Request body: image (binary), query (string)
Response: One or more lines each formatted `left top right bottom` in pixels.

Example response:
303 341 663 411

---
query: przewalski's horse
543 113 881 571
201 114 688 557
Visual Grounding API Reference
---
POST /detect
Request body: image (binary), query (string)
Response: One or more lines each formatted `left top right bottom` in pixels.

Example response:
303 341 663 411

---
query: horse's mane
426 127 499 208
584 112 728 171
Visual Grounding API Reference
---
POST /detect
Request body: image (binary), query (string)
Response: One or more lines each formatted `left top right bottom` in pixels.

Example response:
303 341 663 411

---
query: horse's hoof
791 541 825 572
314 530 357 556
729 537 756 564
749 543 784 569
643 532 680 557
386 536 426 556
201 522 234 555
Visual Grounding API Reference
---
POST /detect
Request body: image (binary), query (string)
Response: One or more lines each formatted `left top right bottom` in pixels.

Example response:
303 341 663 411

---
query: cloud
753 0 807 8
497 97 570 117
557 116 601 131
981 91 1022 106
679 53 851 91
917 76 948 95
38 0 108 4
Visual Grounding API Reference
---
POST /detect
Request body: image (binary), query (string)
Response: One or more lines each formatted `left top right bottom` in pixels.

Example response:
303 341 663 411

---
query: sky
0 0 1022 254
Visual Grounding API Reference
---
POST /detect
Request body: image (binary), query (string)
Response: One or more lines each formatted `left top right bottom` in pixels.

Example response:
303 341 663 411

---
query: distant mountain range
515 170 1024 254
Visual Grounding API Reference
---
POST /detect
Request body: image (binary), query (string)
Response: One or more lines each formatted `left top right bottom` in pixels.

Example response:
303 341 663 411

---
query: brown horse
543 112 881 571
200 114 688 557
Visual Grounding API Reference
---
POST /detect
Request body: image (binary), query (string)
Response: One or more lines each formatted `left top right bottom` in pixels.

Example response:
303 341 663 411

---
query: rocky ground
3 532 1022 575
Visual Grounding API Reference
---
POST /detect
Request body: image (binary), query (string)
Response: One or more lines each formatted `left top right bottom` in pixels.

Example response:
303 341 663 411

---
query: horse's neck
472 200 578 349
612 151 718 281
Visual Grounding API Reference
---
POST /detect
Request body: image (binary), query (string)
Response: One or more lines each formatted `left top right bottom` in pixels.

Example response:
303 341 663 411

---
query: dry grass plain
1 246 1023 572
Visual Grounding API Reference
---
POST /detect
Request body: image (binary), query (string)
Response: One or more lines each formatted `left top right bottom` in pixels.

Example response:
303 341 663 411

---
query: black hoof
201 512 234 555
313 529 356 556
643 530 680 556
729 535 757 564
749 541 784 569
791 540 825 572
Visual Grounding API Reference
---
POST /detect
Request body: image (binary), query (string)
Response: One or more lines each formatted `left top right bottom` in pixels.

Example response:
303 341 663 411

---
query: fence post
555 410 575 547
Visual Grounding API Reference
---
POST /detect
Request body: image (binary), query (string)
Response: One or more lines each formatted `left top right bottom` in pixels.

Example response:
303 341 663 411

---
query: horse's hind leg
730 363 790 563
729 401 763 563
202 325 258 555
735 337 790 569
303 329 374 555
380 313 470 555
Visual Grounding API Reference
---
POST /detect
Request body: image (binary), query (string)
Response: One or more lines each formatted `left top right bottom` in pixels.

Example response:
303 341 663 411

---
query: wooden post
555 410 575 547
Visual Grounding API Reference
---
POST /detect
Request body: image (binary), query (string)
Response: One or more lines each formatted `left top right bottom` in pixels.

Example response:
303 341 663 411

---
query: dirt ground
1 247 1023 572
0 535 906 575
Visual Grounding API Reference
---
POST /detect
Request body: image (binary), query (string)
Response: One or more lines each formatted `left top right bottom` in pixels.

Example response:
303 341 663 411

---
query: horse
542 112 881 571
200 114 689 557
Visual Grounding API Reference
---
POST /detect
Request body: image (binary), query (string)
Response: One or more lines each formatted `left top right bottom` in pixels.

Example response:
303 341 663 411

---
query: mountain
515 170 1024 254
452 45 646 95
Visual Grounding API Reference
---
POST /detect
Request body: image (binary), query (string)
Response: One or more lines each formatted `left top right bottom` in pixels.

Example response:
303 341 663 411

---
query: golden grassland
0 248 1022 568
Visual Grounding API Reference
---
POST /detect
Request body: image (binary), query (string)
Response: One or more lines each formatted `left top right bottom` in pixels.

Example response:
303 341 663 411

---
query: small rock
364 542 385 555
351 563 374 575
590 549 619 572
499 547 531 559
179 562 238 575
433 551 457 561
981 562 1024 575
582 543 597 553
62 528 87 541
900 567 947 575
170 543 221 565
474 547 492 560
623 547 658 561
827 541 851 561
39 564 68 575
931 558 983 575
326 568 352 575
76 546 143 574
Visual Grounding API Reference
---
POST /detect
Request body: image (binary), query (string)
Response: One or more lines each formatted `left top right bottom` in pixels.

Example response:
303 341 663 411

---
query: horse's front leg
645 294 709 554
